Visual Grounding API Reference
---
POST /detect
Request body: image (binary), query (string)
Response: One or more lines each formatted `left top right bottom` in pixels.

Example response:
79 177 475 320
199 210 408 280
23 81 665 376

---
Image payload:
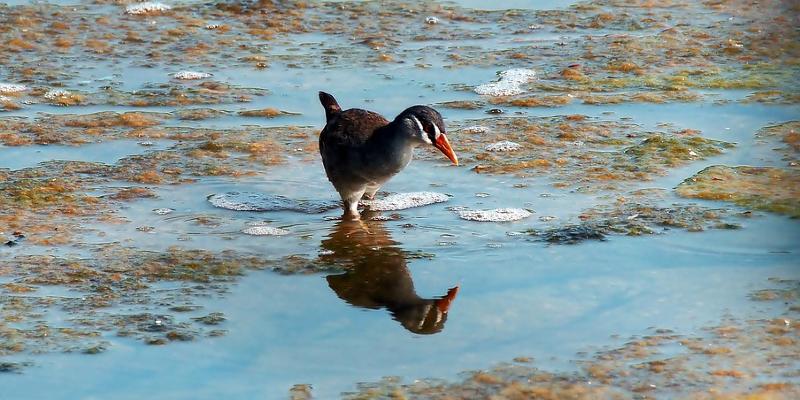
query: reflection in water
321 214 459 335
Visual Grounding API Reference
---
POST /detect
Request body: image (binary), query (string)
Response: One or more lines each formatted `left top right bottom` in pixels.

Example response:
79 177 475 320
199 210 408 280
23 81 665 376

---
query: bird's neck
366 121 418 169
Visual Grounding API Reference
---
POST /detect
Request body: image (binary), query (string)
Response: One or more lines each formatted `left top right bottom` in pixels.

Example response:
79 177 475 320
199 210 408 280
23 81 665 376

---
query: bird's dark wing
321 109 389 146
319 109 390 183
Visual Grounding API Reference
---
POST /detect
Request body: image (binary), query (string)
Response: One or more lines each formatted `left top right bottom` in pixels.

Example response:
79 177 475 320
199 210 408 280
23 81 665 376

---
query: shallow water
1 0 798 398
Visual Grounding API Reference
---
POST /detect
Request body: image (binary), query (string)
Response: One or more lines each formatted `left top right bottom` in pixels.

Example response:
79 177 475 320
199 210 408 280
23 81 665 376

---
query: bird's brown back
320 108 390 147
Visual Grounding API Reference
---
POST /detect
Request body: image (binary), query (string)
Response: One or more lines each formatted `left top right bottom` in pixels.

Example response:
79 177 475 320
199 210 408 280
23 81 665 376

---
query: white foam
207 192 338 213
152 208 173 215
485 141 521 152
125 2 171 15
172 71 212 80
361 192 449 211
43 89 71 99
0 83 27 94
462 126 489 134
474 68 536 97
425 16 440 24
242 226 289 236
456 208 533 222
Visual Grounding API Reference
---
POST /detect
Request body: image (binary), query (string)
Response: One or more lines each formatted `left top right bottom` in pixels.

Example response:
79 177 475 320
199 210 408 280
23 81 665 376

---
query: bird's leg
362 183 381 200
341 189 365 221
342 201 360 221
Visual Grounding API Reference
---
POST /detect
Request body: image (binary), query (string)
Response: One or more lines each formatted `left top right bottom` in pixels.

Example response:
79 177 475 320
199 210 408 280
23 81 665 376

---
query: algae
529 200 739 244
676 165 800 218
440 116 733 192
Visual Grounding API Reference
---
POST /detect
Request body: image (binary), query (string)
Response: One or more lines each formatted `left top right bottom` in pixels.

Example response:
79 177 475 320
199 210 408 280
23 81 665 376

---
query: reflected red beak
435 286 460 313
434 134 458 166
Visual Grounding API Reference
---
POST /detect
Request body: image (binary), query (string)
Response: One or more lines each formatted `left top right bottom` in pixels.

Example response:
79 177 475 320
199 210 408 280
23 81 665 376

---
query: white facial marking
432 122 441 138
410 115 432 144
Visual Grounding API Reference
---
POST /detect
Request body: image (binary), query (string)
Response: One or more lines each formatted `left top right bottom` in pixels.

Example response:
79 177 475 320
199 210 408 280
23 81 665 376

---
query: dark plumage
318 91 458 219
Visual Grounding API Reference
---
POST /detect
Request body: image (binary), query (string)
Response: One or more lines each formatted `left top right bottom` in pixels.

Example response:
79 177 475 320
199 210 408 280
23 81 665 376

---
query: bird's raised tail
319 91 341 122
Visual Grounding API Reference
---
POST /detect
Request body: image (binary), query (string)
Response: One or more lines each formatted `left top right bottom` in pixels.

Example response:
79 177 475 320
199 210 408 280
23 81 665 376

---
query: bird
318 91 458 219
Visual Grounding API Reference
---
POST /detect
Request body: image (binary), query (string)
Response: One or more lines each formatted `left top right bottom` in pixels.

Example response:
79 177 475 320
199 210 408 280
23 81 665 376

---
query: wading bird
318 92 458 219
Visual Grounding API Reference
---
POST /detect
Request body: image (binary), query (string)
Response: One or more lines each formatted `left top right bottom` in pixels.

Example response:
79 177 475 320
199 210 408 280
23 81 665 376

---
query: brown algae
441 116 733 192
677 165 800 218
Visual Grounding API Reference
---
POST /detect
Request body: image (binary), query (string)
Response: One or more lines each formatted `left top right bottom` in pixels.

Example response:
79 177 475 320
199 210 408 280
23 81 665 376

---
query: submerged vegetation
677 165 800 218
444 116 734 192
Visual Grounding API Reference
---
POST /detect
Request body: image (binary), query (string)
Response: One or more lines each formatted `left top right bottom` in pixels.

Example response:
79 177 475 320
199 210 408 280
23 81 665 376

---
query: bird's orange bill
435 286 460 313
434 134 459 166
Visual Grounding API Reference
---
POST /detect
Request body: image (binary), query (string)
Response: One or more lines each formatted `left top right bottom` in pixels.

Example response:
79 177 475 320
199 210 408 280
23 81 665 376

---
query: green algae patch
436 100 485 110
756 121 800 166
237 108 298 118
0 178 79 209
677 165 800 218
624 134 733 168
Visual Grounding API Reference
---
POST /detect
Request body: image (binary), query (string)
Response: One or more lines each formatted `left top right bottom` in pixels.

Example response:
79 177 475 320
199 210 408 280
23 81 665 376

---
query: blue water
1 0 799 399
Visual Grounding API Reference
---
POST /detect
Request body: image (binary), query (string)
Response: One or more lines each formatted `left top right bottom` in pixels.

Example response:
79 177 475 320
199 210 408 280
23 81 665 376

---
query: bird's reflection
320 213 458 335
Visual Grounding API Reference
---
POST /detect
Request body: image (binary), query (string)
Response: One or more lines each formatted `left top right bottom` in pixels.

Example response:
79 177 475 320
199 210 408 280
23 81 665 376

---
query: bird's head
397 105 458 166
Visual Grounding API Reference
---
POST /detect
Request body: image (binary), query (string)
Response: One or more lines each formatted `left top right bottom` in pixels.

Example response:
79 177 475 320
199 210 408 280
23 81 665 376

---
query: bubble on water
208 192 339 214
172 71 212 80
369 214 402 221
152 208 174 215
43 89 71 100
474 68 536 97
425 16 440 24
0 83 27 94
241 226 289 236
485 141 522 152
456 208 533 222
462 125 489 134
361 192 449 211
125 2 172 15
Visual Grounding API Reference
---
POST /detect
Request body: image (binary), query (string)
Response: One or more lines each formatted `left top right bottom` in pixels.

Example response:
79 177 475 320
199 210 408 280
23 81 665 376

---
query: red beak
434 134 458 166
435 286 460 313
